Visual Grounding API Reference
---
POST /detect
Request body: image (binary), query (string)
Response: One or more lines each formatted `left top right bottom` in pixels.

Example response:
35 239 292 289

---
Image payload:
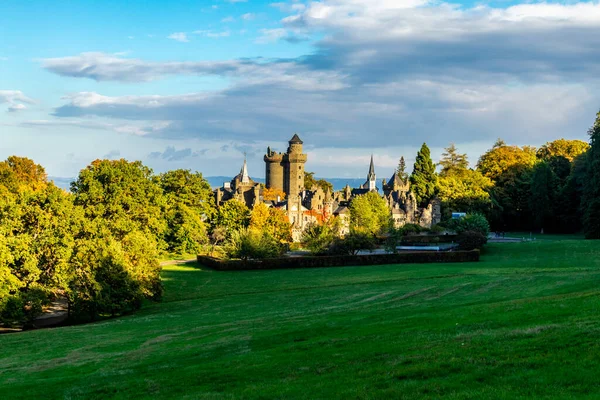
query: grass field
1 239 600 399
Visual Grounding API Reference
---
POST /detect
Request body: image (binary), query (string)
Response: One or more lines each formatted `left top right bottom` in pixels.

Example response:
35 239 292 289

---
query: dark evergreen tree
529 161 555 231
410 143 437 207
583 111 600 239
397 156 408 182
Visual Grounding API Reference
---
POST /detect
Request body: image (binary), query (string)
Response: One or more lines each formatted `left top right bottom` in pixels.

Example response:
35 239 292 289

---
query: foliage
262 187 286 201
477 141 537 181
537 139 589 162
71 159 166 244
215 199 251 236
456 230 487 250
396 156 408 182
349 191 390 235
410 143 437 207
224 228 284 260
437 169 493 217
327 231 376 256
301 222 337 255
584 111 600 238
529 161 556 231
447 213 490 238
304 171 334 193
439 143 469 177
0 156 48 193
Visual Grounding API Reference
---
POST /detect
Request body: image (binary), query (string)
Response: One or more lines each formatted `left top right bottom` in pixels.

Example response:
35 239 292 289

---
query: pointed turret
289 133 303 144
240 157 250 184
366 154 376 191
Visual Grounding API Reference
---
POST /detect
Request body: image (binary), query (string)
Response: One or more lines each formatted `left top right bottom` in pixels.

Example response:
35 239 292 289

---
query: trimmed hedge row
197 250 479 271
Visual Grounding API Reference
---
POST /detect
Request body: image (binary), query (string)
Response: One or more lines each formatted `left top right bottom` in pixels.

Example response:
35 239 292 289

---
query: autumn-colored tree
262 187 286 202
537 139 589 162
439 143 469 177
0 156 48 193
476 141 537 181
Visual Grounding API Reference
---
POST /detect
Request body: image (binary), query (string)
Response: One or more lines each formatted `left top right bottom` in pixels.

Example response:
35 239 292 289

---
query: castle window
299 166 301 170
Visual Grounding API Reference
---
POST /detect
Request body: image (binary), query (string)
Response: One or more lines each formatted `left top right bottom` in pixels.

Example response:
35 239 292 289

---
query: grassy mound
1 239 599 399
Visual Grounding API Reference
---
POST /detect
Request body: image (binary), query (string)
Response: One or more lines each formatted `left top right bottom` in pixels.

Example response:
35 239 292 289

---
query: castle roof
368 154 375 177
289 133 303 144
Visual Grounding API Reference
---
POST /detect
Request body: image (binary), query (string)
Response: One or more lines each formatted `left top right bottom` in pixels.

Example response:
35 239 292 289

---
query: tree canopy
410 143 437 207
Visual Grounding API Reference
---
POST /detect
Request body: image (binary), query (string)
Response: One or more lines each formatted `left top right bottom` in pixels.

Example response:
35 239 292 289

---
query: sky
1 0 599 181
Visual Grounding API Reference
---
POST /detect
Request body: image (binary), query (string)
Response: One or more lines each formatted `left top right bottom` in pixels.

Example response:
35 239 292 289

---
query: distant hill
50 176 372 192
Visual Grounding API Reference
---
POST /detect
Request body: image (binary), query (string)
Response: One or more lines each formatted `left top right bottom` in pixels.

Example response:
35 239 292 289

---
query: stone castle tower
264 134 307 199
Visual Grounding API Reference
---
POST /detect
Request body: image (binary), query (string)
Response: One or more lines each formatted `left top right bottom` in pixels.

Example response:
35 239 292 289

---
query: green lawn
1 239 600 399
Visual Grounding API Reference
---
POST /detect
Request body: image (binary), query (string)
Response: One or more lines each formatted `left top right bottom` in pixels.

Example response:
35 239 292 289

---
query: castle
214 134 441 240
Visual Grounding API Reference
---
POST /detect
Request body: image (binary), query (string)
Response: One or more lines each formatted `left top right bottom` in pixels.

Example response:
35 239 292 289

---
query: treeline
406 110 600 238
0 159 218 327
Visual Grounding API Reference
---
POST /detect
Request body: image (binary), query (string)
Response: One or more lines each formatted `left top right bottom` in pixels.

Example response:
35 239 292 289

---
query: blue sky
1 0 599 181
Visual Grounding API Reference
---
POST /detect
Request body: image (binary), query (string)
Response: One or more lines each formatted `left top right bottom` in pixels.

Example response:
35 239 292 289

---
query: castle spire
240 154 250 184
367 154 376 191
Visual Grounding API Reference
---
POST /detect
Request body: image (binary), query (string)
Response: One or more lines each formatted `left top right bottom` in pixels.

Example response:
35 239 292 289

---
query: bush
430 224 446 234
457 230 487 250
400 223 423 235
301 223 336 255
225 228 284 260
327 232 376 256
447 213 490 237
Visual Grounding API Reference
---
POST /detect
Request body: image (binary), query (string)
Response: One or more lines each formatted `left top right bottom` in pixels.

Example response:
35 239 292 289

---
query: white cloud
0 90 35 112
241 13 255 20
194 30 231 38
167 32 189 42
221 16 235 22
256 28 288 43
20 118 171 136
7 104 27 113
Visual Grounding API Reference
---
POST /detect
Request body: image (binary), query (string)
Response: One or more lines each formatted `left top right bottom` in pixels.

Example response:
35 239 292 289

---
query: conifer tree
397 156 408 182
583 111 600 239
410 143 437 207
439 143 469 177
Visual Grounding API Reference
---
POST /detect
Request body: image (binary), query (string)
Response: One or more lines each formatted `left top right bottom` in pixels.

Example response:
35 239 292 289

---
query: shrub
457 230 487 250
430 224 446 234
447 213 490 237
301 223 336 255
327 232 376 256
401 223 423 235
225 228 284 261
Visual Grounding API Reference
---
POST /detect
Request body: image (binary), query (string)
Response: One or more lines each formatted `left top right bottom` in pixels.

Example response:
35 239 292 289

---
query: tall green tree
158 170 214 255
583 111 600 239
304 171 334 193
349 191 390 235
410 143 437 207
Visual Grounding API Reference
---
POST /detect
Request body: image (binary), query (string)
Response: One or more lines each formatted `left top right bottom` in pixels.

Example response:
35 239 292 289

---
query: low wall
197 250 479 271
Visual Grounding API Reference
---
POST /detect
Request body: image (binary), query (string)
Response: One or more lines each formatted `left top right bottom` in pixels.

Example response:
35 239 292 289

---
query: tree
0 156 48 193
410 143 437 207
71 159 166 244
529 162 556 231
158 170 214 254
439 143 469 177
583 111 600 238
215 200 250 235
304 172 334 193
397 156 408 182
537 139 589 162
349 191 390 235
262 187 286 202
477 142 537 181
224 228 283 261
437 170 493 217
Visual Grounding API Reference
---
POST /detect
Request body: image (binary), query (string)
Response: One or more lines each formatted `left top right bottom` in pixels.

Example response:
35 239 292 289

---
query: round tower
283 134 308 200
264 146 284 192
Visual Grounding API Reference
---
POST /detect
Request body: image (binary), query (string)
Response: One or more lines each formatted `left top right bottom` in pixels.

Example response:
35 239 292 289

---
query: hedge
197 250 479 271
